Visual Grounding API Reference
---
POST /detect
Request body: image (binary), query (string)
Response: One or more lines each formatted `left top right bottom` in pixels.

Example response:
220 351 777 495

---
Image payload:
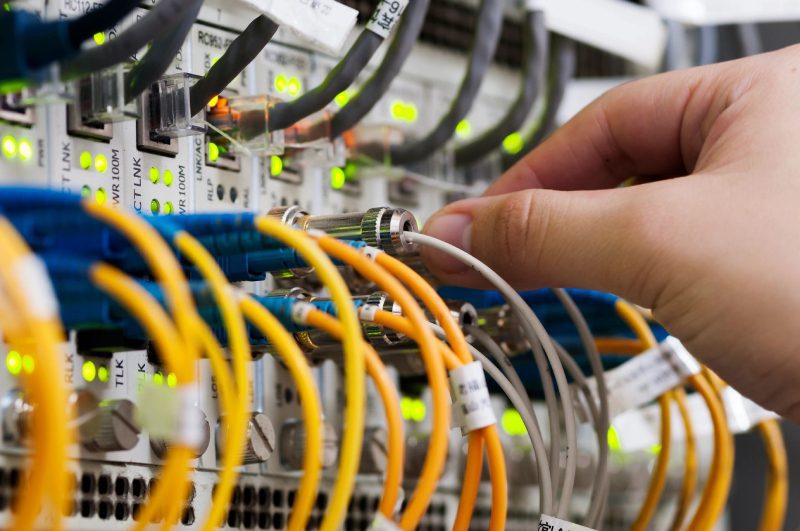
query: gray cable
454 9 548 167
124 0 202 102
736 23 762 56
329 0 430 138
502 34 576 169
552 289 610 527
60 0 190 80
268 30 385 131
429 323 553 516
405 231 577 519
663 20 689 71
189 15 280 116
377 0 505 165
697 25 718 66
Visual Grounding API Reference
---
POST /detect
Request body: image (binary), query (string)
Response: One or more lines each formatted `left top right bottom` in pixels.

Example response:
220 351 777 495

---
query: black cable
367 0 504 166
124 0 202 103
329 0 430 139
188 15 280 116
66 0 140 48
60 0 189 80
502 35 576 169
267 30 384 131
454 9 547 167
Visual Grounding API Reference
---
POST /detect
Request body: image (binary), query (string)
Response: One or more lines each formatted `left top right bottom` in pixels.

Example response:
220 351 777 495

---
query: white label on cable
645 0 800 25
305 228 328 238
358 304 379 322
248 0 358 55
536 0 667 70
722 386 780 434
362 246 382 261
138 383 205 449
13 256 59 319
449 361 496 434
581 336 701 419
291 301 316 325
366 0 410 39
370 513 402 530
538 514 597 531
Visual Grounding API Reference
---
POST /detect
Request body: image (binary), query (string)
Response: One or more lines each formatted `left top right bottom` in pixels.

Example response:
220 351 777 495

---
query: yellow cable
669 388 698 531
373 252 507 530
756 419 787 531
614 299 673 531
310 235 449 530
0 219 71 531
304 308 405 517
174 232 253 531
89 263 196 530
253 217 364 531
82 202 200 527
453 432 484 531
240 295 323 531
594 337 645 355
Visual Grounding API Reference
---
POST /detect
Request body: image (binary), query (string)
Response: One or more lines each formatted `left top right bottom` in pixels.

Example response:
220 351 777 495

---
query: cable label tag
14 255 59 320
358 304 379 322
449 361 496 434
721 386 779 434
253 0 358 55
366 0 410 39
538 514 597 531
370 513 402 530
138 383 205 449
291 301 316 325
579 336 701 419
362 246 382 261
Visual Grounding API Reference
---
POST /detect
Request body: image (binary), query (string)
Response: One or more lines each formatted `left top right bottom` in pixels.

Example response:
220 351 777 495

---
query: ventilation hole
288 490 296 508
258 511 271 529
258 487 270 508
132 503 143 521
228 509 241 527
231 485 242 506
357 495 368 512
181 506 195 526
9 468 20 489
131 477 146 499
283 387 293 404
272 489 284 508
80 499 96 519
114 502 130 521
243 509 256 529
243 485 256 507
80 473 95 495
114 476 129 497
97 474 112 496
272 512 285 529
345 517 355 531
98 499 113 520
316 492 328 511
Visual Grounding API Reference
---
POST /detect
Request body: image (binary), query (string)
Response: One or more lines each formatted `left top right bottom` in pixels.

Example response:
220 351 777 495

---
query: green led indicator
82 361 97 382
6 351 21 376
3 4 11 12
97 365 110 383
330 166 346 190
150 198 160 215
502 132 524 155
274 74 288 93
390 101 418 123
93 32 106 46
400 396 426 422
94 187 107 205
153 371 164 386
344 161 358 179
405 103 418 123
608 426 622 453
648 442 662 455
163 169 173 187
501 408 526 436
166 372 177 388
94 154 108 173
2 135 16 158
334 90 352 107
163 201 174 215
390 100 405 121
21 354 34 374
208 142 220 162
270 155 283 177
287 76 302 97
18 139 32 161
80 185 91 198
79 151 92 170
455 119 471 138
149 166 159 184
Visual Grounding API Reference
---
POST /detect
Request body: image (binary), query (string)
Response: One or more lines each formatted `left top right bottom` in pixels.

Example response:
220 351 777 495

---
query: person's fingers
485 56 759 196
422 181 680 307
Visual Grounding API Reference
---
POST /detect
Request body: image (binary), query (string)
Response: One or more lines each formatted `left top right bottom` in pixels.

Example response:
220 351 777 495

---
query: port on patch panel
66 103 113 142
0 91 34 127
135 92 178 157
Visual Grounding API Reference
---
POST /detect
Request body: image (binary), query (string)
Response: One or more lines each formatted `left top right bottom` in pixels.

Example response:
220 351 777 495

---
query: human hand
422 46 800 421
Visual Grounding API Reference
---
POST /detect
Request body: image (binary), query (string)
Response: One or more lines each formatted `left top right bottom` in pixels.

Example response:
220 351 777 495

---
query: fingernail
422 213 472 274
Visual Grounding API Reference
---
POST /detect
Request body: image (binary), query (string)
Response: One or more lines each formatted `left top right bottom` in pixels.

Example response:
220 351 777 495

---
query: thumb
421 184 670 307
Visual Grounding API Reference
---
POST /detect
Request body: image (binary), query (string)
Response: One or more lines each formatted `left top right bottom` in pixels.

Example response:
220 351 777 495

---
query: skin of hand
422 45 800 421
